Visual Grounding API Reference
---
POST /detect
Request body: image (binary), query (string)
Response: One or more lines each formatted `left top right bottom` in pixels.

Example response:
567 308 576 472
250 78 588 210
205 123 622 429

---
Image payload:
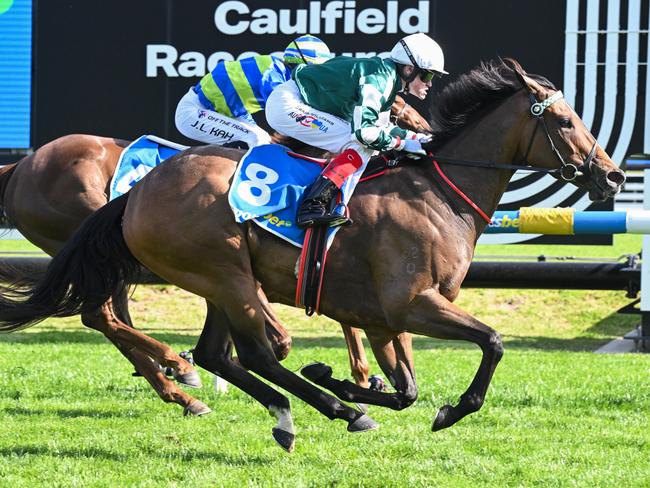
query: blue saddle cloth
112 140 354 248
228 144 352 248
110 135 188 200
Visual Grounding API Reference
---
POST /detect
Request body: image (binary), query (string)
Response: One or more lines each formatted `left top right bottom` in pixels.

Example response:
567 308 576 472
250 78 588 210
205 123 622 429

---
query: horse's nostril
607 170 626 186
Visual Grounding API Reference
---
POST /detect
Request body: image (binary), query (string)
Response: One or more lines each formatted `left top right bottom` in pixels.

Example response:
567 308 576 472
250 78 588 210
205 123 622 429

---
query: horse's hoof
432 404 455 431
174 370 202 388
347 414 379 433
301 362 332 383
355 403 369 414
183 400 212 417
272 428 295 452
368 374 387 392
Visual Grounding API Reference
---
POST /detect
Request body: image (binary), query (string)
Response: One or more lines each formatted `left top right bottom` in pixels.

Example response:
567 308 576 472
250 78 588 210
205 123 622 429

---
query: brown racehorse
0 96 429 412
0 59 625 451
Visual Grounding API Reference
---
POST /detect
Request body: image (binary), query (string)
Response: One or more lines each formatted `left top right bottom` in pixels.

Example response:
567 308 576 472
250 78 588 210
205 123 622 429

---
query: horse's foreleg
301 329 417 410
404 289 504 431
340 324 370 387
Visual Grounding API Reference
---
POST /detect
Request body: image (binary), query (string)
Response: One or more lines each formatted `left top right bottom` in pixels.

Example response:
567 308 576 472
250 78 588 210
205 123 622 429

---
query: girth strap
295 226 329 316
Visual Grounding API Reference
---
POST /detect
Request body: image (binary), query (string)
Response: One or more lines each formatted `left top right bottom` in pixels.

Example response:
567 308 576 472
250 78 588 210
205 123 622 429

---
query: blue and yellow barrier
486 207 650 234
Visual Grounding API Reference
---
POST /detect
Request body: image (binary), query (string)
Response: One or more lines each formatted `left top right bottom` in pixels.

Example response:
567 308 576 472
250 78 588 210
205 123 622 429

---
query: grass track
0 236 649 486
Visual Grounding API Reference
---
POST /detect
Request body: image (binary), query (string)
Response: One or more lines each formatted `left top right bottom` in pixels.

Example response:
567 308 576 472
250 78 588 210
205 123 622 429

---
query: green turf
0 236 648 486
0 239 41 254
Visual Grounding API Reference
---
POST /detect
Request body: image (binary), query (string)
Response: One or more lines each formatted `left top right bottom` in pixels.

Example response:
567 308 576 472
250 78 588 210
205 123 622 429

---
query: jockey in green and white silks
266 32 448 228
175 35 332 148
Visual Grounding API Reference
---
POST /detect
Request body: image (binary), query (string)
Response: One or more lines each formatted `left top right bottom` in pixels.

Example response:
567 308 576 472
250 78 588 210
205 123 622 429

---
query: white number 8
237 163 279 207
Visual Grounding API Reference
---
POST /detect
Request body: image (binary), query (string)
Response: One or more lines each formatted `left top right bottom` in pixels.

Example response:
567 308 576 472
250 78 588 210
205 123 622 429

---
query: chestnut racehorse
0 59 624 451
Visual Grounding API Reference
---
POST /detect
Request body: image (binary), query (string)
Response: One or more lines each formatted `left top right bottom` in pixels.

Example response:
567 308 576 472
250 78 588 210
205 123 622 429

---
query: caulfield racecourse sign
146 0 431 78
213 1 429 34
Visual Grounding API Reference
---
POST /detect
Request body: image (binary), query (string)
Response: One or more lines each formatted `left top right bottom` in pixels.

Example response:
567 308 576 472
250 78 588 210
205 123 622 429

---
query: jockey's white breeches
265 80 374 163
175 88 272 147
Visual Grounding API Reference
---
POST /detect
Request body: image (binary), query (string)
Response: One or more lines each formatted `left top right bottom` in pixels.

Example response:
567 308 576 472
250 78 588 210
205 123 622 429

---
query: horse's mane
429 58 556 149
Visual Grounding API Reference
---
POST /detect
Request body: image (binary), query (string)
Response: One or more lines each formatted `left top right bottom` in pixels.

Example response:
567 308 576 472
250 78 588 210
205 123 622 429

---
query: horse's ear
502 57 528 87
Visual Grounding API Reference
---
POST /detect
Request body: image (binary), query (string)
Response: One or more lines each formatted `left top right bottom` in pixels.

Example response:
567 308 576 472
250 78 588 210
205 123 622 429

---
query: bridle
412 87 603 224
522 89 598 182
427 88 599 183
391 99 409 124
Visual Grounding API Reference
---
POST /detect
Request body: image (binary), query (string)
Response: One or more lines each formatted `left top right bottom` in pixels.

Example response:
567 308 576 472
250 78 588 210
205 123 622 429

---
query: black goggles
418 70 442 83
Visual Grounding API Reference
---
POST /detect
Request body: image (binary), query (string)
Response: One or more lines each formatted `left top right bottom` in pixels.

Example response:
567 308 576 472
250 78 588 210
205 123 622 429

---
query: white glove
401 139 426 156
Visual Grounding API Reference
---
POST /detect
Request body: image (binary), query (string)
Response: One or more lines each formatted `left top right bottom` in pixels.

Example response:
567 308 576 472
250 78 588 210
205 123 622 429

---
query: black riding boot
296 176 351 228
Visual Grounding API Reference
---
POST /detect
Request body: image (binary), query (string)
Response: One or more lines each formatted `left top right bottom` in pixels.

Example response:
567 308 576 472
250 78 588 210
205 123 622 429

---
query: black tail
0 193 140 332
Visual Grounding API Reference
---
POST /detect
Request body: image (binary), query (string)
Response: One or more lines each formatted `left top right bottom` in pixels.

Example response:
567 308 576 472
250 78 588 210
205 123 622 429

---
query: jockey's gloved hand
414 133 433 144
401 139 426 156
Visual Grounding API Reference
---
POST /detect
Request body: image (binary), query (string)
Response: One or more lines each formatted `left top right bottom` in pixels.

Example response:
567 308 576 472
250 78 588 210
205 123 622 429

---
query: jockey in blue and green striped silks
175 35 332 148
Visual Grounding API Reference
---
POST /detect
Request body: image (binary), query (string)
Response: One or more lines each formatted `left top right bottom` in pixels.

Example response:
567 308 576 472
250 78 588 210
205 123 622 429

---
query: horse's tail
0 193 140 332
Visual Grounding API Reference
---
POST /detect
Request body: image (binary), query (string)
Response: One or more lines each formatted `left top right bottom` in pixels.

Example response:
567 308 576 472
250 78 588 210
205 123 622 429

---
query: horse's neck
426 98 524 240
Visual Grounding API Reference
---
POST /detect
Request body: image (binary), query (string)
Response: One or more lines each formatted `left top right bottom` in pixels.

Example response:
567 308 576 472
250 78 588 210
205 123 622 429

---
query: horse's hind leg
404 289 504 431
81 303 210 415
257 286 292 361
105 335 211 416
81 304 210 416
192 301 298 452
89 295 200 387
110 288 200 387
301 330 417 410
112 287 135 328
218 284 377 438
341 324 370 387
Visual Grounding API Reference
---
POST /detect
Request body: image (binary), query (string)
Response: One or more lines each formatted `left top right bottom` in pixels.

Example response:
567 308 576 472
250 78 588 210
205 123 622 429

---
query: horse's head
506 58 625 201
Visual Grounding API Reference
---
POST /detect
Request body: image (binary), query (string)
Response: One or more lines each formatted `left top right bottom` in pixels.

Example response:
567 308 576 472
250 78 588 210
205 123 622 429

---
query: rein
426 155 559 174
431 159 492 224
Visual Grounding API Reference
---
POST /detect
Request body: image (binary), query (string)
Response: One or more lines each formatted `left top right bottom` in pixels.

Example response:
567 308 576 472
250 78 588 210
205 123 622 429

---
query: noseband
522 90 598 182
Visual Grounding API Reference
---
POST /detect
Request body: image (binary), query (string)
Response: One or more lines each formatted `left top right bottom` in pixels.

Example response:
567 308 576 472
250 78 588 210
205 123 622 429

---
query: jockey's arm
352 74 416 152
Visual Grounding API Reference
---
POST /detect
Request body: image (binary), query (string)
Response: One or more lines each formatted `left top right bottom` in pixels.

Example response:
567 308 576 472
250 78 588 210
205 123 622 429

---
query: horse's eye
558 118 573 129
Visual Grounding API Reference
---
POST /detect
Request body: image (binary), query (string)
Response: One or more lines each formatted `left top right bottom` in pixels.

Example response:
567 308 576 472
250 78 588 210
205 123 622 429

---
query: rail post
638 167 650 349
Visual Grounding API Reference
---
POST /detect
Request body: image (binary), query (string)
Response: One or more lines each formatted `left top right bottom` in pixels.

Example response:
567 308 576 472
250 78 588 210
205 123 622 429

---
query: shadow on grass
0 445 272 465
293 336 611 352
0 445 130 461
2 406 141 419
0 329 198 346
0 308 639 353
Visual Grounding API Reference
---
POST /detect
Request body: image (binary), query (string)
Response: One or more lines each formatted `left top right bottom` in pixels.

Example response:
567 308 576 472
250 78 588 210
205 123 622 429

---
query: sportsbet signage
146 1 431 78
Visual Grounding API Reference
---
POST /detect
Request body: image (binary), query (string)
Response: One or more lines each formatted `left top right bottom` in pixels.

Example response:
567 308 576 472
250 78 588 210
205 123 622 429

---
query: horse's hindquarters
122 152 252 301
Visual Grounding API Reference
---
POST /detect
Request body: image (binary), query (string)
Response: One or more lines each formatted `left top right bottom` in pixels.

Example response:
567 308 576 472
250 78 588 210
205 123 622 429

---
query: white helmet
389 33 448 75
